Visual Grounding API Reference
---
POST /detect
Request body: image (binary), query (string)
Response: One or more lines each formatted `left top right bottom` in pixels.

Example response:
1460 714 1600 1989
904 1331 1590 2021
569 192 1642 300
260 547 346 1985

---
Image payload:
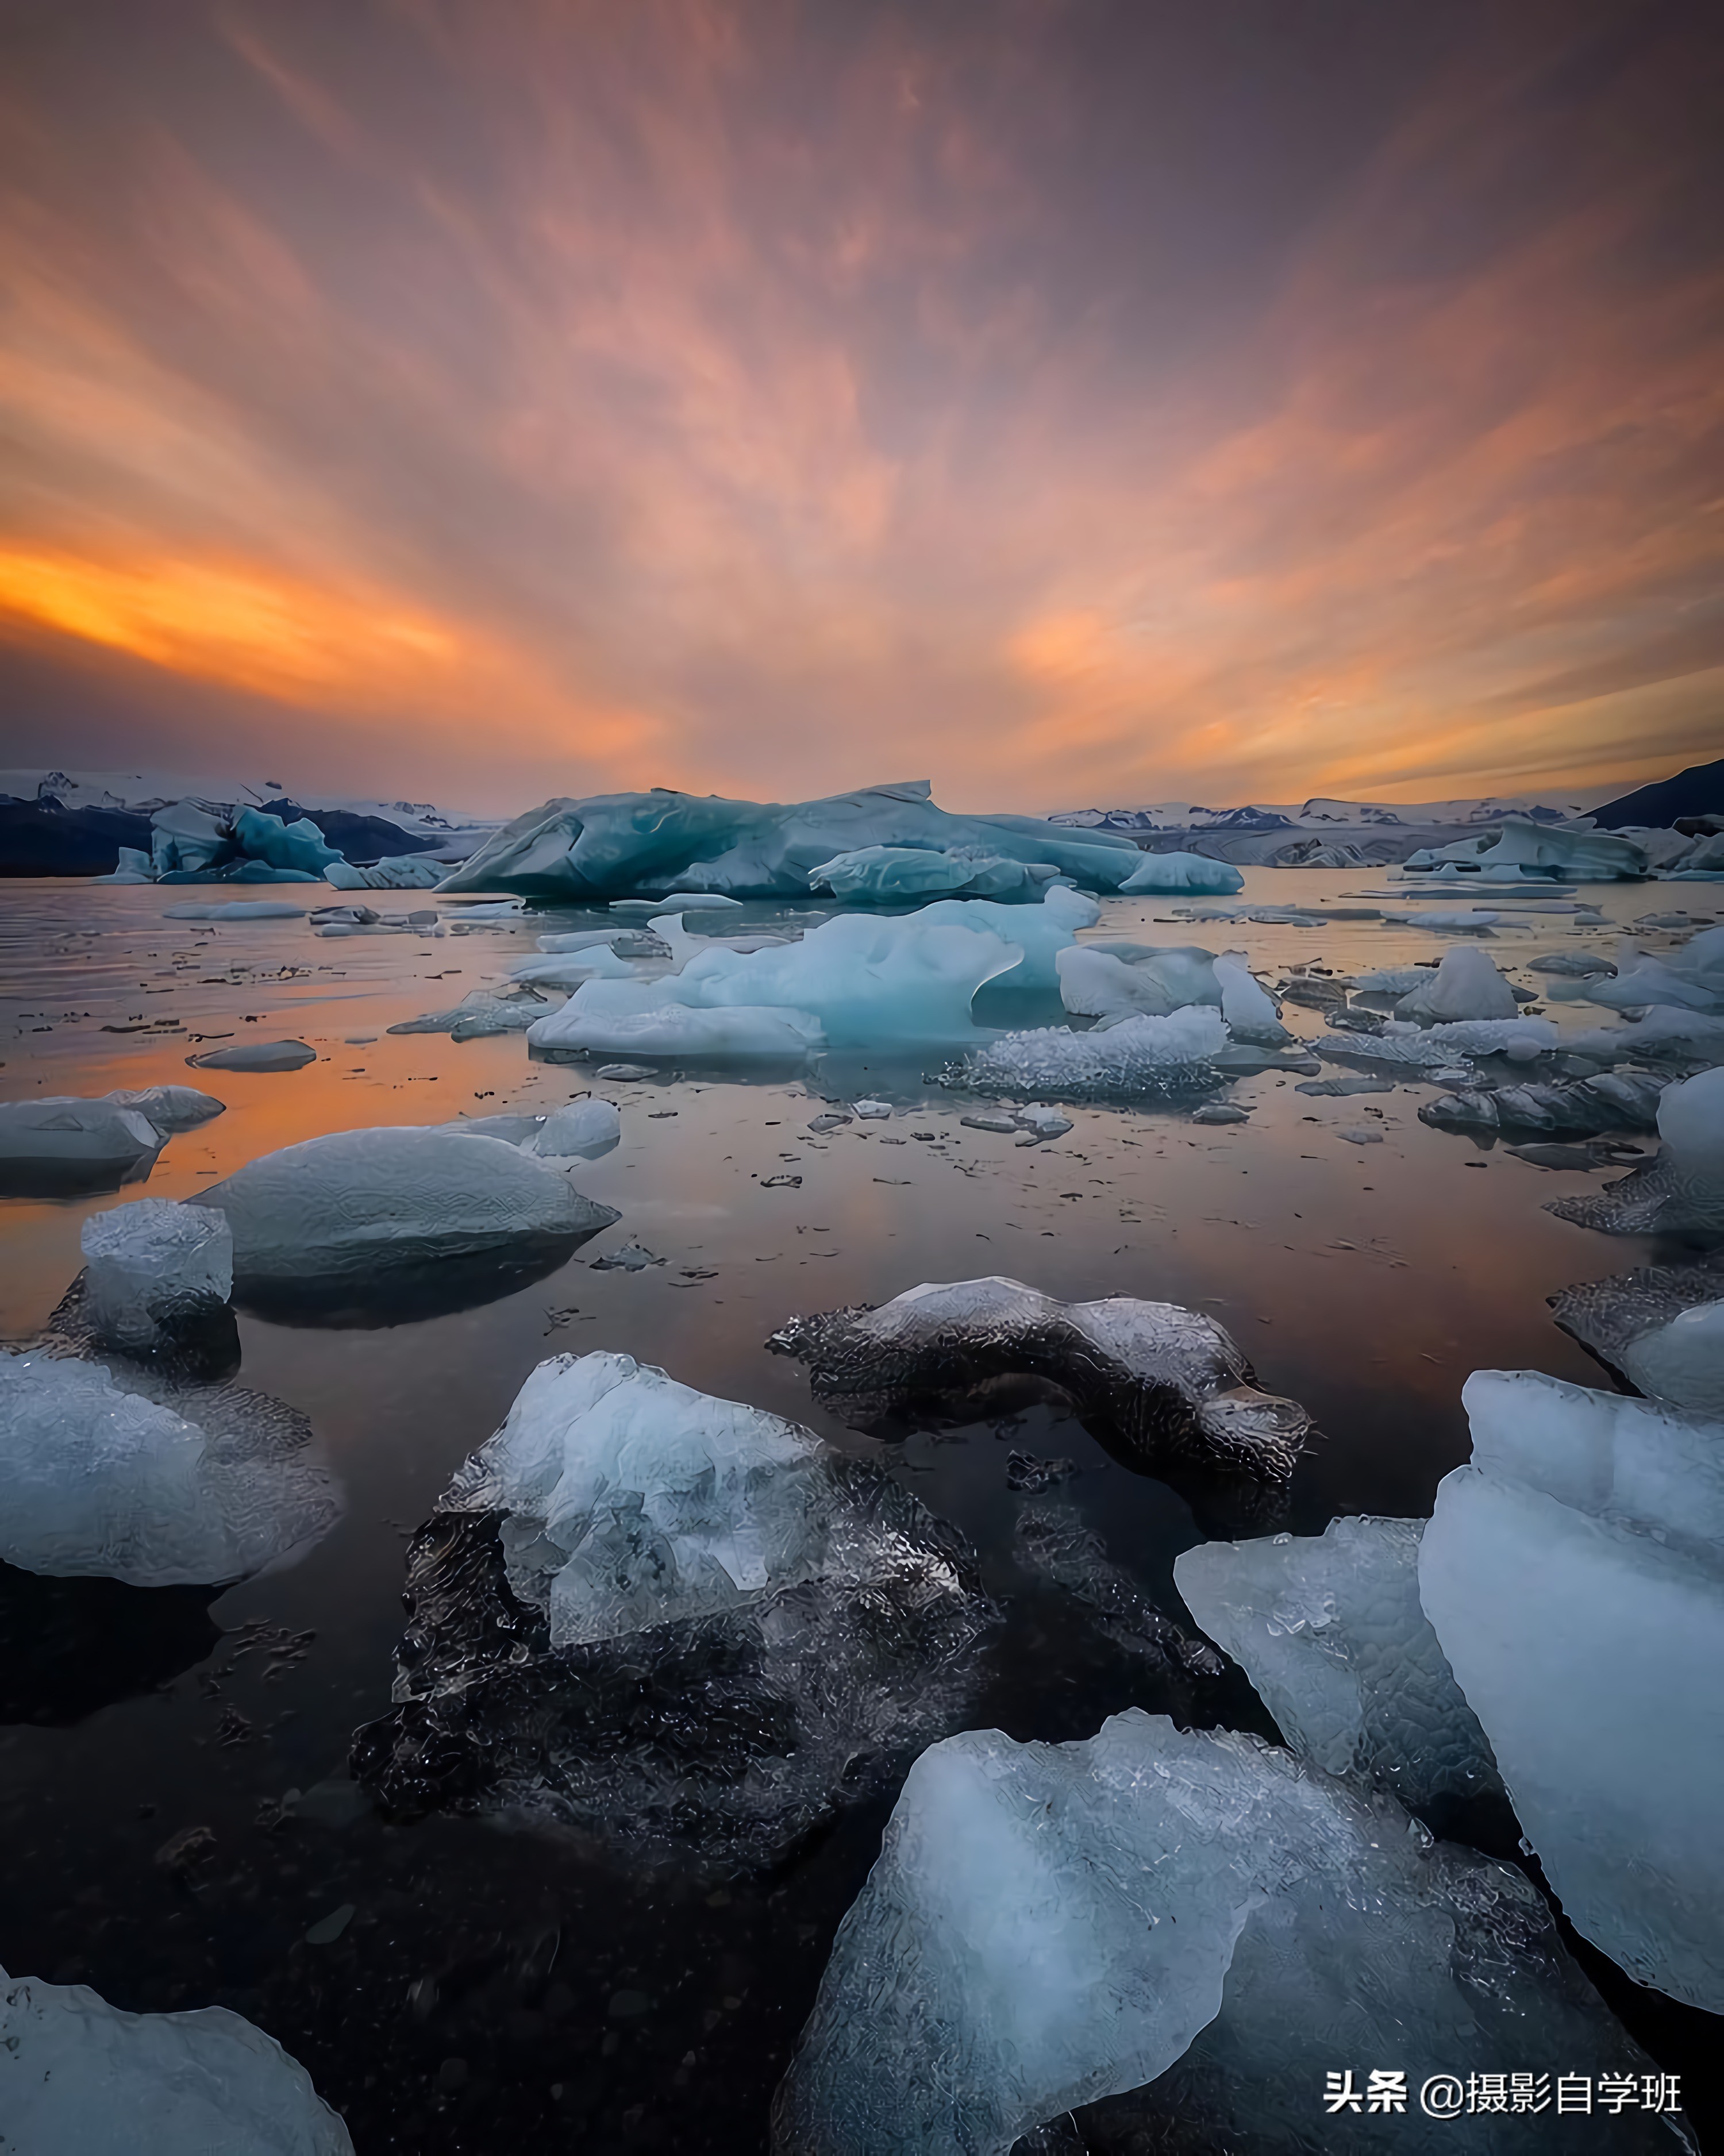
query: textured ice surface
1116 849 1244 894
1419 1369 1724 2009
187 1038 315 1072
1549 1257 1724 1408
1545 1067 1724 1235
0 1096 164 1194
191 1127 618 1299
1174 1518 1501 1816
436 781 1142 899
104 1084 225 1134
1404 815 1649 880
810 845 1053 902
1318 1017 1554 1070
530 1096 621 1159
0 1350 337 1587
509 945 640 986
388 988 548 1037
1018 1506 1224 1674
0 1968 353 2154
775 1712 1679 2156
1419 1071 1664 1138
960 1006 1228 1102
768 1277 1310 1480
1394 946 1519 1022
530 998 825 1060
1578 954 1724 1014
352 1353 991 1862
1563 1007 1724 1065
324 852 445 889
81 1199 233 1354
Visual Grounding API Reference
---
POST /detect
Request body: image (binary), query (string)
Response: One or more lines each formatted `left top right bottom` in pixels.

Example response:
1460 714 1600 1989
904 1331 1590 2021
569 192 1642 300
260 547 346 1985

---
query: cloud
0 0 1718 811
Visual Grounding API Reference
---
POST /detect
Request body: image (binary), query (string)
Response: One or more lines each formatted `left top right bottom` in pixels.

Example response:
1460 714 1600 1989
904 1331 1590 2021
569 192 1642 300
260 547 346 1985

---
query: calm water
0 872 1716 2151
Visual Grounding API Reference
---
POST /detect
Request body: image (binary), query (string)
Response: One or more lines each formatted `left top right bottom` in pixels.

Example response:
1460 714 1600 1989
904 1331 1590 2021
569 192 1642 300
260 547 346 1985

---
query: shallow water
1 872 1717 2151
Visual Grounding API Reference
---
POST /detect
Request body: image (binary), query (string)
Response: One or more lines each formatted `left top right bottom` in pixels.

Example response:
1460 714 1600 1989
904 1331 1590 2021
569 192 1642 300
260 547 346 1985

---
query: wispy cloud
0 0 1718 811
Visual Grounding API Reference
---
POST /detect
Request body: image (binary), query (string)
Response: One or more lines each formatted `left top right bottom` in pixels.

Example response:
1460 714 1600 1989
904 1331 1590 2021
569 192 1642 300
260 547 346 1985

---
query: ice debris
0 1968 353 2154
1549 1258 1724 1414
187 1039 315 1072
0 1351 337 1587
190 1127 618 1315
388 988 547 1038
531 1096 621 1160
1545 1065 1724 1235
959 1006 1229 1103
1419 1071 1664 1139
768 1277 1311 1481
1419 1369 1724 2009
81 1199 233 1355
1175 1518 1500 1820
351 1353 991 1862
774 1712 1677 2156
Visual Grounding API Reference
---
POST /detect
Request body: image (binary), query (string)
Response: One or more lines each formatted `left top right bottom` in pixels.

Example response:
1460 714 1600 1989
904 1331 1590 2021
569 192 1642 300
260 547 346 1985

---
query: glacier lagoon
0 868 1718 2153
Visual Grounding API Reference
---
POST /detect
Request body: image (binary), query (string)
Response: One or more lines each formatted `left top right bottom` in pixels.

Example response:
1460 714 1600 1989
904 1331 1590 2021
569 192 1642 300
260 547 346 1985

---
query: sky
1 0 1721 818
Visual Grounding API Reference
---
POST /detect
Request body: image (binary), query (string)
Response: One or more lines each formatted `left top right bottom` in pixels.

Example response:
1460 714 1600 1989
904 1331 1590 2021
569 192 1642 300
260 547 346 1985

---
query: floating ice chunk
1175 1518 1500 1818
163 899 306 921
909 886 1098 991
0 1353 335 1586
81 1200 233 1355
530 998 825 1060
323 853 445 890
187 1038 315 1072
509 945 640 985
1419 1369 1724 2009
1055 946 1175 1021
93 846 155 883
852 1098 892 1118
388 988 548 1038
657 890 744 908
447 898 525 919
1393 946 1518 1022
1548 1258 1724 1410
768 1277 1310 1480
1546 1065 1724 1235
190 1127 617 1312
1419 1072 1664 1138
1214 953 1290 1045
0 1096 164 1196
774 1711 1672 2156
1014 1105 1072 1141
353 1353 990 1861
232 804 342 875
104 1084 226 1134
0 1968 353 2154
1529 949 1615 976
532 1097 621 1160
1117 849 1244 894
1562 1006 1724 1065
960 1006 1228 1102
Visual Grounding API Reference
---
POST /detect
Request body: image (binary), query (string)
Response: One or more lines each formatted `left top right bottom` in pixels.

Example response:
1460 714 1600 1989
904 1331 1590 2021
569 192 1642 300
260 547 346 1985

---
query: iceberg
1174 1518 1501 1820
767 1278 1311 1481
187 1038 315 1072
1392 946 1519 1022
1418 1071 1665 1139
1117 849 1244 895
509 946 640 987
809 845 1056 902
959 1005 1229 1102
530 1096 621 1160
103 1084 225 1133
1403 815 1649 881
80 1199 233 1355
0 1968 352 2154
1418 1369 1724 2009
190 1126 618 1319
0 1095 166 1197
0 1350 337 1587
1561 1006 1724 1067
434 781 1144 900
774 1712 1678 2156
530 1000 826 1061
351 1353 991 1863
1550 1260 1724 1414
1546 1065 1724 1236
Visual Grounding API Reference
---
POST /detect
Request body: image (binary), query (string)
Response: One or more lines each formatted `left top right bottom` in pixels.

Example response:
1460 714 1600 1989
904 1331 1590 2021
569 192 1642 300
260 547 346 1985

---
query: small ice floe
81 1199 232 1357
187 1039 315 1072
0 1088 220 1200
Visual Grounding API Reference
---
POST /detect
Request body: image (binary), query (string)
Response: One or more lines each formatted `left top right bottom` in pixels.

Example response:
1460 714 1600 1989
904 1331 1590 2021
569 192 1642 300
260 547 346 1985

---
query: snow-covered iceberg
190 1127 618 1320
80 1199 233 1356
768 1278 1311 1481
959 1006 1229 1102
1117 849 1244 895
0 1967 352 2154
1419 1369 1724 2009
0 1350 338 1588
1175 1517 1501 1820
352 1353 991 1864
774 1712 1679 2156
434 781 1144 899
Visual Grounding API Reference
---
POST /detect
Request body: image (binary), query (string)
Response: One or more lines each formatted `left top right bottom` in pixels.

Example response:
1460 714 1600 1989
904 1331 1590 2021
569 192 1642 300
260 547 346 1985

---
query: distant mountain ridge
1590 756 1724 830
1053 792 1599 834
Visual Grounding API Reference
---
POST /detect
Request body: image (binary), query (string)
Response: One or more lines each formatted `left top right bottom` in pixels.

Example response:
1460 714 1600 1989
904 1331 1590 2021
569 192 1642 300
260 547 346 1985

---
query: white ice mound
961 1006 1229 1102
1175 1518 1500 1816
1117 849 1244 895
435 781 1142 900
0 1967 352 2154
81 1200 233 1353
530 907 1029 1052
443 1352 933 1648
1418 1369 1724 2009
530 999 825 1060
774 1711 1671 2156
531 1097 621 1160
190 1127 617 1288
0 1353 332 1587
1404 815 1649 881
1394 946 1519 1023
